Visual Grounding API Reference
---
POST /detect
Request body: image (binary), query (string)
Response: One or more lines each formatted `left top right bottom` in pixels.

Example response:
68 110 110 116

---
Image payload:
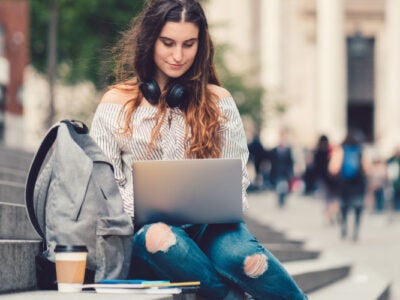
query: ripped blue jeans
129 222 307 300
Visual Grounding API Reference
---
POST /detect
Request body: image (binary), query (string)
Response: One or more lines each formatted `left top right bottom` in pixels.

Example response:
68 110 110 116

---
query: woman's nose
172 46 183 62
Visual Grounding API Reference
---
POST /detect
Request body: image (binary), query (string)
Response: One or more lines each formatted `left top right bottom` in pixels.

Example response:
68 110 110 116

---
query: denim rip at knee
132 222 232 299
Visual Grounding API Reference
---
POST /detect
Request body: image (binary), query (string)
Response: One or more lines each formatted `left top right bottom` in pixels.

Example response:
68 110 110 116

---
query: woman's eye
163 41 174 47
183 43 194 48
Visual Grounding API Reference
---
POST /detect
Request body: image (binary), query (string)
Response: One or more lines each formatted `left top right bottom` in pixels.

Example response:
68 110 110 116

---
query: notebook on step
132 158 243 226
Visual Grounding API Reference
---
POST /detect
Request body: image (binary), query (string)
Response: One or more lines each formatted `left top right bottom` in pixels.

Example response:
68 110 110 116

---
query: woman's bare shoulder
207 84 232 100
100 86 137 105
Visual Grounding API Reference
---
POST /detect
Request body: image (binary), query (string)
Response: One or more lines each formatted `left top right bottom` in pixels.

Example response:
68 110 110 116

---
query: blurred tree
30 0 145 89
215 44 265 131
30 0 264 129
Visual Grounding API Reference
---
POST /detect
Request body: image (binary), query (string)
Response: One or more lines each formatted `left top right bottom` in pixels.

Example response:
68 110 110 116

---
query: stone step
0 145 33 158
245 217 304 245
284 255 352 294
0 166 27 183
0 180 25 205
0 147 33 171
310 264 391 300
0 240 41 293
263 242 305 251
262 243 320 263
0 202 40 239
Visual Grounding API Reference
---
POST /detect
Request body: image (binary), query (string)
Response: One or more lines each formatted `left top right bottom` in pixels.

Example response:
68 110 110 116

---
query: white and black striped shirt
90 97 250 217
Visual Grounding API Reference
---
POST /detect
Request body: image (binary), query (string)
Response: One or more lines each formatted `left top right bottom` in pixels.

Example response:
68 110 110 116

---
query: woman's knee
215 248 269 279
137 222 177 253
208 224 269 278
243 253 268 278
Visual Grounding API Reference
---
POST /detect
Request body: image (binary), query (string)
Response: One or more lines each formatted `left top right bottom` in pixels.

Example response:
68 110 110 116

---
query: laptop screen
132 158 243 226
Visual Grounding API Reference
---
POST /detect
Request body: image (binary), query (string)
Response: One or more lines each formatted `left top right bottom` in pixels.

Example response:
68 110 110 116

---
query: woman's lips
168 63 184 69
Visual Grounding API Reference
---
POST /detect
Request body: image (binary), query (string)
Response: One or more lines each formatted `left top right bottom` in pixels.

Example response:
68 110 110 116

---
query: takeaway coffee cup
54 245 88 293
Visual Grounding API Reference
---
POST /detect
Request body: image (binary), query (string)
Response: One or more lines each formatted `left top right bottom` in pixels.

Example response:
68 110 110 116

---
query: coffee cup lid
54 245 88 253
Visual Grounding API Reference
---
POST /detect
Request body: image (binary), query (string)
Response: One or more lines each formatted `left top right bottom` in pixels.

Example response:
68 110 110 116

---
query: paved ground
245 190 400 300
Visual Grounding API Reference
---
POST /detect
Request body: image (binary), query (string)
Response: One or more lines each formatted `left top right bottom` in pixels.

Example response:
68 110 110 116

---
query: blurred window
17 84 23 107
0 24 4 56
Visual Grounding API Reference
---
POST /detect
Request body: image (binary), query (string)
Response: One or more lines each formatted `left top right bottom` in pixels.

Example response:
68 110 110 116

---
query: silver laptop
132 158 243 226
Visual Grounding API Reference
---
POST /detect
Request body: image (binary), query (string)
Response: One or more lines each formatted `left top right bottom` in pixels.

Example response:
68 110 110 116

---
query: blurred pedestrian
329 130 368 241
248 134 268 190
268 131 294 208
313 135 339 224
387 146 400 212
367 157 389 212
303 149 317 195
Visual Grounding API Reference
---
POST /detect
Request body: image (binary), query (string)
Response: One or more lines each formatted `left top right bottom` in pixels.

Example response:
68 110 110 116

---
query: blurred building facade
0 0 29 148
205 0 400 155
0 0 98 151
1 0 399 155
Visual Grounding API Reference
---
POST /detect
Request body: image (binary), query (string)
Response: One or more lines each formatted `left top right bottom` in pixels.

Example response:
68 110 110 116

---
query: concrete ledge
0 181 25 205
0 240 41 293
0 290 177 300
0 202 40 239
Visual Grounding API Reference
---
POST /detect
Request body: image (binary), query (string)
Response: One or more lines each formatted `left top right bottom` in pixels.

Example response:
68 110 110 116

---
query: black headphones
139 78 190 109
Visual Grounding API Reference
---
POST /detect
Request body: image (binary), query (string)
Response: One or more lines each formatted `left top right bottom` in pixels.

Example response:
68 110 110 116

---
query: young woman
91 0 307 299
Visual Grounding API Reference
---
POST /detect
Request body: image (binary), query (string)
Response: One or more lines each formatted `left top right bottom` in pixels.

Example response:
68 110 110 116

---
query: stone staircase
246 191 393 300
0 145 392 299
0 146 42 293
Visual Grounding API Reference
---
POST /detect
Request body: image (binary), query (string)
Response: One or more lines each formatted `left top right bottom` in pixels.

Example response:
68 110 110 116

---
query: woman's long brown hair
111 0 226 158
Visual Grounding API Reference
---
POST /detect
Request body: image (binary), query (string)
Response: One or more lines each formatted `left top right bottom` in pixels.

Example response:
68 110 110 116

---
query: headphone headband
139 78 190 109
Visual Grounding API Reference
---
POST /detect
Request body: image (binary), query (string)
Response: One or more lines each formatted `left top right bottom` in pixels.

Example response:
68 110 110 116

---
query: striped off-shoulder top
90 97 250 218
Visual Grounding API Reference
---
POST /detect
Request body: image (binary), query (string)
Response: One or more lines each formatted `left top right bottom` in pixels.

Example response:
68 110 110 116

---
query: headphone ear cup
166 84 189 109
139 79 161 105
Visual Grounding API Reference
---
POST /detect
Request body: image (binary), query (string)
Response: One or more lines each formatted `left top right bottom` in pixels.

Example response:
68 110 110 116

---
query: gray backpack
25 120 134 288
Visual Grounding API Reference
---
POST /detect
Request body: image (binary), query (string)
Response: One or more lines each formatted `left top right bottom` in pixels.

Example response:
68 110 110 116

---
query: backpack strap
25 120 88 240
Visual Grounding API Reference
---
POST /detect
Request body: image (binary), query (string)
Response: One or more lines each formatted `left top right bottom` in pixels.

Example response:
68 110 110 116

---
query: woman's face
153 21 199 87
